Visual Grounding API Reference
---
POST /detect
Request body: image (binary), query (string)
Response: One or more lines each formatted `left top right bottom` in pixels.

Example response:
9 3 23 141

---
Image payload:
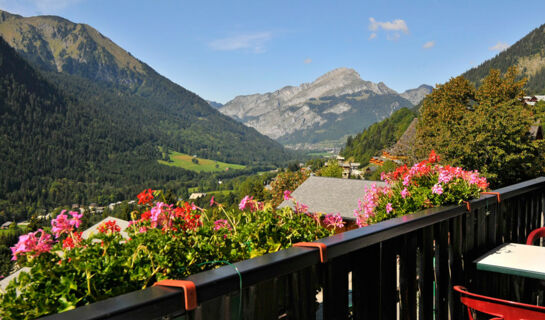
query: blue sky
1 0 545 103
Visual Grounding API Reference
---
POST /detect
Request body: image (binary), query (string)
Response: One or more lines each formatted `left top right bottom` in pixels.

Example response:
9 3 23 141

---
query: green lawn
209 190 234 196
158 151 245 173
307 151 333 158
187 188 233 195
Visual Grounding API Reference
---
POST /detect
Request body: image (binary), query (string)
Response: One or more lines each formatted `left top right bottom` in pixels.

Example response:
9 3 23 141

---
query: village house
522 95 545 106
16 221 29 229
189 193 207 200
0 221 13 229
329 155 363 178
340 162 362 178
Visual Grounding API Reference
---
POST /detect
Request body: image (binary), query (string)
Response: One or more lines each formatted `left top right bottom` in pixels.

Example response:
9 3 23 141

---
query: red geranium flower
137 189 155 205
428 150 440 163
98 220 121 234
62 232 83 250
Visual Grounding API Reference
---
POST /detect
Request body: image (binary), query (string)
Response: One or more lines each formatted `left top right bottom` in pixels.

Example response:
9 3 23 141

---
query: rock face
400 85 433 105
220 68 431 149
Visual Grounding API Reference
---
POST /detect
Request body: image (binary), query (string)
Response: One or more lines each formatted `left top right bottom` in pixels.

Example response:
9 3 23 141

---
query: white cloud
489 41 509 52
423 41 435 49
368 32 377 40
304 58 312 64
0 0 83 15
209 32 273 53
369 17 409 34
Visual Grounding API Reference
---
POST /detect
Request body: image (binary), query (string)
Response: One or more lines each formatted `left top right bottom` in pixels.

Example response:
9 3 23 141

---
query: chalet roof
189 193 207 200
529 125 543 140
0 267 30 292
278 176 386 220
81 216 130 240
0 221 13 228
387 117 418 157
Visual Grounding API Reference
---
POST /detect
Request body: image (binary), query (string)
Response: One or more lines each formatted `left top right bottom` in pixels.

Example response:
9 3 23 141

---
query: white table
475 243 545 280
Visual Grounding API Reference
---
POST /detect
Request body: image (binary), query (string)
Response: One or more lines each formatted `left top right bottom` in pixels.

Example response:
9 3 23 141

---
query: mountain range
219 68 431 150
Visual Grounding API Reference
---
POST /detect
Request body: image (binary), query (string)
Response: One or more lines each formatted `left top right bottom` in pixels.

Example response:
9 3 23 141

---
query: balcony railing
41 177 545 320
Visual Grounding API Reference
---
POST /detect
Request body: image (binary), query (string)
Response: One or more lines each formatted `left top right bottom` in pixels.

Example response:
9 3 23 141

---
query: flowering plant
354 151 489 227
1 190 332 319
283 191 345 231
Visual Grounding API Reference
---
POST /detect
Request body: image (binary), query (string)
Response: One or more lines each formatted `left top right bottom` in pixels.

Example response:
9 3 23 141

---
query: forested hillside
340 107 417 164
0 36 206 221
463 23 545 94
0 9 293 165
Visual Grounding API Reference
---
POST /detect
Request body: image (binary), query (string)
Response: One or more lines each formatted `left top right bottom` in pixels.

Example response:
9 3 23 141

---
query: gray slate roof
0 267 30 292
81 216 130 240
387 117 418 157
278 176 386 220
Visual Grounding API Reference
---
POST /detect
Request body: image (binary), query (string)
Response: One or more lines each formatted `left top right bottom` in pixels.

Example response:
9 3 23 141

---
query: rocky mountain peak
219 68 423 148
400 85 433 105
0 11 150 88
0 10 20 23
315 67 361 82
377 82 397 95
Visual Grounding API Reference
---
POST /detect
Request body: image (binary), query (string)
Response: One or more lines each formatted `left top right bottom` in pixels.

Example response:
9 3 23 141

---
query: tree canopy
415 67 544 188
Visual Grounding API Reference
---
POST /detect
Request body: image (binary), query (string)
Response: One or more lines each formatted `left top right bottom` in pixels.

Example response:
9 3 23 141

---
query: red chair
527 227 545 245
454 286 545 320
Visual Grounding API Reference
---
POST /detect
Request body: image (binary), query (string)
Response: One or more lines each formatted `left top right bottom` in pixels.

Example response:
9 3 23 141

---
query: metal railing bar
40 286 184 320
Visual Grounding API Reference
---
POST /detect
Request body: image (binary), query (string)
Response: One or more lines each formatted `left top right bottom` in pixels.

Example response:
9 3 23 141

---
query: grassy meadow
158 151 245 173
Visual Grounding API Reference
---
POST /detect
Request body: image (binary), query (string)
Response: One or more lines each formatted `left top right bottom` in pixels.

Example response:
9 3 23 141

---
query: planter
37 177 545 320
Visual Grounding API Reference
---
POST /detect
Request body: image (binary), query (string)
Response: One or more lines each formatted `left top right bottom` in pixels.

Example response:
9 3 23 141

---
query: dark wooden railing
41 177 545 320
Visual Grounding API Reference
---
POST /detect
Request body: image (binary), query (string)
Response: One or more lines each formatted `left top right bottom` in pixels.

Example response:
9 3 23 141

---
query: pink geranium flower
239 195 253 210
51 211 73 238
323 213 345 229
401 187 410 199
295 201 309 214
385 203 393 213
283 190 292 201
432 183 444 195
11 229 53 260
213 219 231 231
69 211 83 229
